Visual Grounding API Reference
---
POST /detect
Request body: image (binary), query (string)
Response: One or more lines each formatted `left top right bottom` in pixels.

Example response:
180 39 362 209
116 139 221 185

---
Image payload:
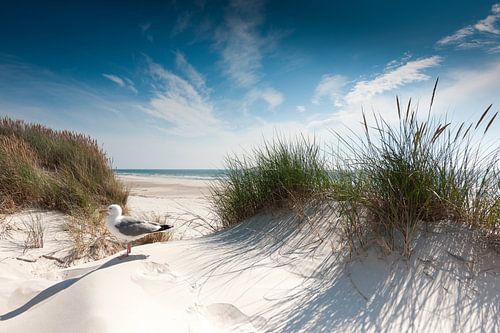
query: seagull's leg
127 243 131 256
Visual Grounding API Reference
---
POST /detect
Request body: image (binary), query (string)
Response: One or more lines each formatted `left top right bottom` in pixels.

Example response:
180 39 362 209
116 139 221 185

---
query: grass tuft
331 84 499 256
210 136 332 227
63 209 121 264
22 213 46 250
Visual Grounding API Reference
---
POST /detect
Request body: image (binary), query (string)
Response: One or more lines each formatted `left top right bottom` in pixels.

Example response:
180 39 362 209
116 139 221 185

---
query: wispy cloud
244 87 284 110
0 57 126 119
437 27 475 46
171 12 191 37
175 51 209 94
139 22 154 42
311 74 347 106
141 59 220 137
296 105 306 113
102 73 124 86
437 3 500 52
308 56 442 130
213 0 279 87
102 73 138 93
345 56 442 105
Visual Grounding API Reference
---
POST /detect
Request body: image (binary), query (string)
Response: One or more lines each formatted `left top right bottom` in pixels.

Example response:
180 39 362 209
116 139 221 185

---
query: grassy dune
0 118 130 262
0 118 128 215
211 85 499 256
210 137 332 228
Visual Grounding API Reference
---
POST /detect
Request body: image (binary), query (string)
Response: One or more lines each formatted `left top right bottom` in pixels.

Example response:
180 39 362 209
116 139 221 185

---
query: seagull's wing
115 217 162 236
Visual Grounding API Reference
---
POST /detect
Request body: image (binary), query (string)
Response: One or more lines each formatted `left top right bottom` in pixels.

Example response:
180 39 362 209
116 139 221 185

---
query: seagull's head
105 204 122 218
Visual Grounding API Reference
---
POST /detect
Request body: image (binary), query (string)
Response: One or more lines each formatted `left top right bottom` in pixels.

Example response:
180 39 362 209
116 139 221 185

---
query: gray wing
115 217 162 236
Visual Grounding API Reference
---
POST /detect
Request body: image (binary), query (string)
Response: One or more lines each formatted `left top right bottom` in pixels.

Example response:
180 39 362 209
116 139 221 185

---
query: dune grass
0 117 128 215
210 82 499 256
0 117 132 262
22 213 46 250
210 137 332 228
331 85 499 256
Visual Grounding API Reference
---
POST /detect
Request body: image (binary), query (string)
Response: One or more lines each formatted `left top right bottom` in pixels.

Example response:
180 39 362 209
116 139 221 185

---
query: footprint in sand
187 303 267 333
139 261 178 279
130 261 180 293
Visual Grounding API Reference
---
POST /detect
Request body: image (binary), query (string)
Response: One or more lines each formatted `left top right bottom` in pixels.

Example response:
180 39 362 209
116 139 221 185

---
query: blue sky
1 0 499 168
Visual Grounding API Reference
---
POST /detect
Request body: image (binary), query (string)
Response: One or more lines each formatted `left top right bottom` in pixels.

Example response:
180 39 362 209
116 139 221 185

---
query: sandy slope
0 176 498 332
1 205 499 332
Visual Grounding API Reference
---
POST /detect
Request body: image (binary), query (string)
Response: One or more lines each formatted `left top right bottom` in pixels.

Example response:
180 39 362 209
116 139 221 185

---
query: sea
114 169 227 180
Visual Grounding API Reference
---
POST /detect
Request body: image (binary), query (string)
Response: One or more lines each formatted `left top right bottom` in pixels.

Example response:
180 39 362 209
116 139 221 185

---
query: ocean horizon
114 169 227 180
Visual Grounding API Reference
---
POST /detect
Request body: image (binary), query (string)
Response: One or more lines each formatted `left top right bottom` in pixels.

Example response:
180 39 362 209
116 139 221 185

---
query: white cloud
0 58 128 120
141 60 220 137
345 56 441 105
213 0 278 87
175 51 208 94
102 73 138 94
245 87 284 110
311 74 347 106
432 60 500 116
489 45 500 53
296 105 306 113
102 73 124 87
307 56 442 131
475 13 500 34
437 3 500 52
437 27 475 46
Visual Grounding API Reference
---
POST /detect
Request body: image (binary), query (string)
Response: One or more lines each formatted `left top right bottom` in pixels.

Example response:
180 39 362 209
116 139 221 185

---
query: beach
1 173 499 332
2 1 499 331
0 174 215 270
0 174 217 328
118 175 216 239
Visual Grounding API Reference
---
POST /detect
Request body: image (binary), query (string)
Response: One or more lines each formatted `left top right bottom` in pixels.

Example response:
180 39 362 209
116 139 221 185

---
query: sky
0 0 499 168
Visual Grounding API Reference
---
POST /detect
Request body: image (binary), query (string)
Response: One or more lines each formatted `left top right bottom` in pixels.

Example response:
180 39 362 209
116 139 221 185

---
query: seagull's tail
159 224 174 231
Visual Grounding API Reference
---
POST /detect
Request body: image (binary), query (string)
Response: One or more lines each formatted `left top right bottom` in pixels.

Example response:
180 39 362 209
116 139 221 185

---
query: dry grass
0 214 13 240
62 209 121 264
22 213 46 250
0 117 129 264
0 117 128 216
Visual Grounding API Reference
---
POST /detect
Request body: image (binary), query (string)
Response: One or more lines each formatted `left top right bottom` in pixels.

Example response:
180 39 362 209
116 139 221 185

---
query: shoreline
114 169 226 182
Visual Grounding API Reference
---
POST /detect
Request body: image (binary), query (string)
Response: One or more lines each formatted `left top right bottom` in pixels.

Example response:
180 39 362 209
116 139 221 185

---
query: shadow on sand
0 254 148 320
182 203 499 333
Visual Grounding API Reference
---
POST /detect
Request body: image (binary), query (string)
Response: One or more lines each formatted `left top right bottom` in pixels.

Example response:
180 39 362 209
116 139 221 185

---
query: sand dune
1 177 499 332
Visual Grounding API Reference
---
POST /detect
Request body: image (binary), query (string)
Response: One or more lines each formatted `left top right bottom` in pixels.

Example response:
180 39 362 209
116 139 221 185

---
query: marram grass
210 137 332 228
330 81 499 256
210 82 499 256
0 117 128 215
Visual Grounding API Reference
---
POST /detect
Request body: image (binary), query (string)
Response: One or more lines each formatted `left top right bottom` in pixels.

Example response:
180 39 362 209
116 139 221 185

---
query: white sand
0 176 499 332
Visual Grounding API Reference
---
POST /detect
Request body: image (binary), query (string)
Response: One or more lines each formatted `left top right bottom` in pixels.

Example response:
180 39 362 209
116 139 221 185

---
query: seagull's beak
98 208 108 213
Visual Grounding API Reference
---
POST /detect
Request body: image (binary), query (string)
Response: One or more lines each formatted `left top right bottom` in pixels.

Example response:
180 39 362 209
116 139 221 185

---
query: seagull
103 204 173 256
